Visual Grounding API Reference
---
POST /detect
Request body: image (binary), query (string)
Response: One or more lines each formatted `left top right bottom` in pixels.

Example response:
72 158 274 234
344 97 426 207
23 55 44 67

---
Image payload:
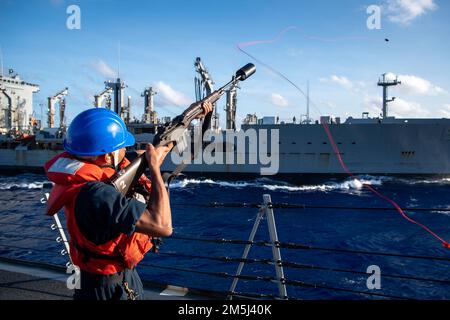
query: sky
1 0 449 126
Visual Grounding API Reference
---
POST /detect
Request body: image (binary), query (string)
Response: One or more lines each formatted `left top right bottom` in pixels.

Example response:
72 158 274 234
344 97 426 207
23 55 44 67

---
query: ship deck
0 258 198 300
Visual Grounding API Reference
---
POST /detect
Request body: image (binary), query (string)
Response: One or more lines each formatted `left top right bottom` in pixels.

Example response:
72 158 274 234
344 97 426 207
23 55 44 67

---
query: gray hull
160 119 450 175
0 149 61 172
1 118 450 176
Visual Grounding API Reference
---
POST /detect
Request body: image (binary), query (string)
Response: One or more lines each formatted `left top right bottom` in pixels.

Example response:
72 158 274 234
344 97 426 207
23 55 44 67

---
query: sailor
44 104 211 300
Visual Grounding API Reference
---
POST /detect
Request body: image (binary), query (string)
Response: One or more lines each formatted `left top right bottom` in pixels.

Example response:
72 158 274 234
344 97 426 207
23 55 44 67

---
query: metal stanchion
228 194 287 299
42 193 73 267
263 194 287 299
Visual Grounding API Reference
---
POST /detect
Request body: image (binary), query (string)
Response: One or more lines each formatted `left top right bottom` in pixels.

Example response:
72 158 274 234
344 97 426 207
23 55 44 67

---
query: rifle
109 63 256 196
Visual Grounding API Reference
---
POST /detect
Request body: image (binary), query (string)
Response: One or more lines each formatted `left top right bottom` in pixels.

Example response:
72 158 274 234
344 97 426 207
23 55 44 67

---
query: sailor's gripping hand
197 101 213 118
145 143 174 173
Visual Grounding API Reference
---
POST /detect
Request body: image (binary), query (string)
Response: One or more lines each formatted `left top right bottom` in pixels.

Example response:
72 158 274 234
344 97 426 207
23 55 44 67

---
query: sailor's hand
145 143 174 173
196 101 213 119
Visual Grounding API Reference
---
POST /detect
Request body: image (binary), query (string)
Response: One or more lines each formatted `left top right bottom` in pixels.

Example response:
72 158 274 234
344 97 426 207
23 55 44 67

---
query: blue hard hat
64 108 135 156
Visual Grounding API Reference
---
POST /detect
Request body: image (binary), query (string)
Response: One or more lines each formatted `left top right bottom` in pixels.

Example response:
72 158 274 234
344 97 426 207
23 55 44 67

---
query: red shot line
321 121 450 248
236 27 450 248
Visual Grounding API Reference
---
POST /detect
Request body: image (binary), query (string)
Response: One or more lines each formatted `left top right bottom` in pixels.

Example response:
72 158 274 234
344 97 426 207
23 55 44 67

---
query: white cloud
324 101 337 109
385 0 437 25
270 93 289 107
389 97 431 117
154 81 191 107
437 104 450 118
363 96 383 116
330 75 353 89
90 59 117 79
385 73 446 95
362 95 431 118
321 75 366 94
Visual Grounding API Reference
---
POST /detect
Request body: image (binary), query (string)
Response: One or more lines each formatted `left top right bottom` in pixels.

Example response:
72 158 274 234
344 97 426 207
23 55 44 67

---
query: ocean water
1 173 450 299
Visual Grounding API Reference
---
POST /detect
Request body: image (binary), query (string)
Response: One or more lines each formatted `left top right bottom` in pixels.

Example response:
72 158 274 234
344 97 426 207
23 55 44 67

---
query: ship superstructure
0 70 40 135
1 60 450 178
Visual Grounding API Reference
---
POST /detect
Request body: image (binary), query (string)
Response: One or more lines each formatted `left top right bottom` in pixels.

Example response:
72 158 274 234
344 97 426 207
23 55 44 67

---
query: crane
0 85 12 132
141 87 157 124
194 57 219 130
47 87 68 128
93 87 113 109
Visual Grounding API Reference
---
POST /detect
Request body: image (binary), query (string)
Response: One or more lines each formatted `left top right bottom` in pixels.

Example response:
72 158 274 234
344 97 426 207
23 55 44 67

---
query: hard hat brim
64 130 136 157
124 131 135 149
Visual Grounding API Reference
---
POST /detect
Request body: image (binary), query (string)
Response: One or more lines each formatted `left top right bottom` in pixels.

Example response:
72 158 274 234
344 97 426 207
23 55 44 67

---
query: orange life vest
44 152 153 275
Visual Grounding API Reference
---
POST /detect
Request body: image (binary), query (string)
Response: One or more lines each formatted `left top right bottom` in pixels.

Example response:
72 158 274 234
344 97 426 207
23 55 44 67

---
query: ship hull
159 120 450 176
1 120 450 179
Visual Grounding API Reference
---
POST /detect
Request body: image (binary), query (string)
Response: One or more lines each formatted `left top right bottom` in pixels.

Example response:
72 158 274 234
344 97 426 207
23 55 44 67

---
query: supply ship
1 59 450 178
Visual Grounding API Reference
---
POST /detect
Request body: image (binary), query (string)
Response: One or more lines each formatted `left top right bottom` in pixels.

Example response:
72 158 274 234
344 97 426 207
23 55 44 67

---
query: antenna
377 73 401 118
306 80 310 124
117 41 121 78
0 45 3 78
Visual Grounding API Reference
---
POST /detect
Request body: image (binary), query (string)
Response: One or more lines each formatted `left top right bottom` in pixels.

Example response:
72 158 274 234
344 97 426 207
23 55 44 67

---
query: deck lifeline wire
172 201 450 212
0 233 443 299
3 198 450 212
0 243 431 299
140 262 410 300
1 195 449 300
169 234 450 262
1 234 448 287
1 220 449 263
156 251 450 285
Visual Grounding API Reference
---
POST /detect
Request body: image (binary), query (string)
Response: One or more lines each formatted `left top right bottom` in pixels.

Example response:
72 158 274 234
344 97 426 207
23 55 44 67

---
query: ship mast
377 73 401 118
306 80 310 124
194 57 219 130
105 78 125 119
47 87 68 128
142 87 157 124
59 97 66 129
123 95 131 124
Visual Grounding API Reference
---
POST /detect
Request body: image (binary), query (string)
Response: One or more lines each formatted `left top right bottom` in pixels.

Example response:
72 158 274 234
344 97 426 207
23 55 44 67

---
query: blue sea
1 173 450 299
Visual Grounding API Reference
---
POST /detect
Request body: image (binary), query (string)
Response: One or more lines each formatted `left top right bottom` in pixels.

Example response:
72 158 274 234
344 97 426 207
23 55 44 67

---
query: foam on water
1 173 450 299
170 178 253 189
170 175 388 193
0 182 47 190
0 174 53 190
400 177 450 185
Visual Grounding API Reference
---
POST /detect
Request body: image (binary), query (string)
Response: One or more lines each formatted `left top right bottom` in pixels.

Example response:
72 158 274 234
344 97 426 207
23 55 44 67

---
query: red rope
236 26 450 249
321 120 450 248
